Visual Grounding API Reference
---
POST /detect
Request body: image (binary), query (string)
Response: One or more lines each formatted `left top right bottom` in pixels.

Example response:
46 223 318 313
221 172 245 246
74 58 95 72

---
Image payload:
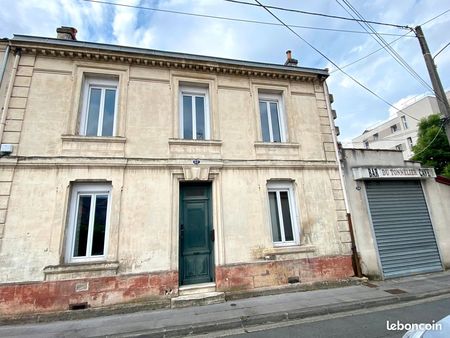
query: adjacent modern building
341 148 450 279
352 91 450 159
0 28 354 316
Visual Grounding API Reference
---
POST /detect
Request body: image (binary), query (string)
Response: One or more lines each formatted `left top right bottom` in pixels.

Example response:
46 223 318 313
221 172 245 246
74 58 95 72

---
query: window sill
269 245 316 255
43 261 119 281
169 138 222 146
254 142 299 149
260 245 317 261
61 135 127 143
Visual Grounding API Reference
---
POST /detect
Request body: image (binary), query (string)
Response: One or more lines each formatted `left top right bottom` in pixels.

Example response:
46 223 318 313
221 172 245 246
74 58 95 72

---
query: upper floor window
80 77 118 136
373 133 379 141
363 140 369 149
66 183 111 263
180 86 210 140
407 137 413 150
259 93 286 143
401 116 408 129
267 182 299 246
390 124 398 133
395 144 403 151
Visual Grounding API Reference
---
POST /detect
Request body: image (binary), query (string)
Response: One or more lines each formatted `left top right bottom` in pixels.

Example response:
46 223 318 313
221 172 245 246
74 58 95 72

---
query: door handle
210 229 215 242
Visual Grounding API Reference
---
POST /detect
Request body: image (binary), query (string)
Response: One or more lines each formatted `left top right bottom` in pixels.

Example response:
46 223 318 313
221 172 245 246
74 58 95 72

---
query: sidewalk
1 271 449 338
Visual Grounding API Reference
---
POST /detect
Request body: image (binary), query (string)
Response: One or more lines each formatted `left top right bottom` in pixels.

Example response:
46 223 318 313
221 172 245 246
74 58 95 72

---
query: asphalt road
210 296 450 338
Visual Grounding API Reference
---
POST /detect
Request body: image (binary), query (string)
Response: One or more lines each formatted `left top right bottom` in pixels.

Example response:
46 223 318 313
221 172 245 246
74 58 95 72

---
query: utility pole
415 25 450 143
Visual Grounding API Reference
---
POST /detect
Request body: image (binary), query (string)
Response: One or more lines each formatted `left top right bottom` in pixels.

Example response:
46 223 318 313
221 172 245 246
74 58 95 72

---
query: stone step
171 291 225 309
179 282 216 296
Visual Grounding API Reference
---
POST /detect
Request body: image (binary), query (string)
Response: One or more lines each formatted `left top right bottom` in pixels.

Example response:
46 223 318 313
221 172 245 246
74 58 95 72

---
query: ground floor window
66 183 111 262
267 182 299 245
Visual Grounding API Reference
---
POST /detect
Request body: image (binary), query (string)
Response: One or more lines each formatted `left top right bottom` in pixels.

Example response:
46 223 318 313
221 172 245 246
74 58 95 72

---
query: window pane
86 88 101 136
280 191 294 241
269 192 281 242
259 101 270 142
91 195 108 256
195 96 205 140
270 102 281 142
183 95 193 139
102 89 116 136
74 195 91 257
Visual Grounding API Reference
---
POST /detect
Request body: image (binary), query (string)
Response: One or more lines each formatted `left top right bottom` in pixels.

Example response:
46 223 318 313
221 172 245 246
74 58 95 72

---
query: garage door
366 180 442 278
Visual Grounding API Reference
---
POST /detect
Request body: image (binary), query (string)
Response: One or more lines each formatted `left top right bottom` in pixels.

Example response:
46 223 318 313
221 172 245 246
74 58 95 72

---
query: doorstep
171 291 225 309
179 282 217 296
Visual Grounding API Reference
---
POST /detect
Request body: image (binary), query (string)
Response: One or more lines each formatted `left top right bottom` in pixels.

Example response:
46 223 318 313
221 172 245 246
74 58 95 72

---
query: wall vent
69 302 88 310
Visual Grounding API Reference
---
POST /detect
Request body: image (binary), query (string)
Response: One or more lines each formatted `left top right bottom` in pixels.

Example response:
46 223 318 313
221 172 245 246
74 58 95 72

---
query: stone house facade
0 30 353 316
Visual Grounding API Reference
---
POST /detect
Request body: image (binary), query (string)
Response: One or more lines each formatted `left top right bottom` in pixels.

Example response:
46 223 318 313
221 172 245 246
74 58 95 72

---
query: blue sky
1 0 449 143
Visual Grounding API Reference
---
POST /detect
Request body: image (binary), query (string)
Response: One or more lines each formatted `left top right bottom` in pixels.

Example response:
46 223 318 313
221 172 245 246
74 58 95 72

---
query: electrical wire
329 8 450 73
225 0 410 29
433 41 450 59
421 9 450 25
80 0 446 124
329 31 413 74
337 0 435 95
252 0 420 121
79 0 407 36
411 122 445 156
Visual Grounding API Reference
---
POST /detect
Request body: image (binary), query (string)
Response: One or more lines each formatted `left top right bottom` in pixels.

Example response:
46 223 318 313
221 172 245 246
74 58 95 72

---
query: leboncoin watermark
386 320 442 331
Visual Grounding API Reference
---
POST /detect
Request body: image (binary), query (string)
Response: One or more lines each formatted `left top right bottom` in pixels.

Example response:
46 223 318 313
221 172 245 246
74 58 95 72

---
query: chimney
284 50 298 67
56 26 77 40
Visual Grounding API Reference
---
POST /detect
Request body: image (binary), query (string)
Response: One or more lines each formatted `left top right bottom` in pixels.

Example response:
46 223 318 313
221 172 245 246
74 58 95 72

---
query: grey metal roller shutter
365 180 442 279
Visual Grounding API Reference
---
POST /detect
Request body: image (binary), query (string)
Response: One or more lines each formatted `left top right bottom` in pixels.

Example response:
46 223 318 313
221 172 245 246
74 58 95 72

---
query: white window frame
258 93 286 143
373 133 379 141
363 140 369 149
401 116 408 129
80 77 119 137
267 182 300 246
390 124 398 133
179 86 210 140
65 183 112 263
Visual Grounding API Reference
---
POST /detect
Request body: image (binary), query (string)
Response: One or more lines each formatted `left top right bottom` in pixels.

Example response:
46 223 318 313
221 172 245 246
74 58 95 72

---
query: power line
225 0 410 29
252 0 420 121
79 0 407 36
329 32 412 73
412 122 445 156
421 9 450 25
433 41 450 59
337 0 435 94
329 8 450 73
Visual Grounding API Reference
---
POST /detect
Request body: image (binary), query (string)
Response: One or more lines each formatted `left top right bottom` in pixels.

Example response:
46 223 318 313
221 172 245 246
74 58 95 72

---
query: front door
179 182 214 285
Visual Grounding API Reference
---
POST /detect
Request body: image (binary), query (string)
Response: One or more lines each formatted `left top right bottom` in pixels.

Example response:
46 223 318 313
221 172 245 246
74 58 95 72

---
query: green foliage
442 163 450 178
412 114 450 177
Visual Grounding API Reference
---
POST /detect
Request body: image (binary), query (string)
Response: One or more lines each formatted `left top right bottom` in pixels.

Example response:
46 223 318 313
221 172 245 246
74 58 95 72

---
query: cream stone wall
11 56 336 161
0 47 350 284
0 165 348 283
220 167 350 265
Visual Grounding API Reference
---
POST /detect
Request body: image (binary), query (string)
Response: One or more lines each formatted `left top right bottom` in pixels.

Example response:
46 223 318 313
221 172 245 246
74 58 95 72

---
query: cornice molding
9 44 324 83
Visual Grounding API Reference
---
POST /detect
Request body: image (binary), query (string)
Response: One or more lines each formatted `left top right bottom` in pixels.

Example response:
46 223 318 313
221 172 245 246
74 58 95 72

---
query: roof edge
9 35 329 78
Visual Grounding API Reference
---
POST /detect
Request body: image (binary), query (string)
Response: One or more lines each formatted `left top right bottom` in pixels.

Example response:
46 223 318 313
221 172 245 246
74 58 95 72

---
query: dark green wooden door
179 183 214 285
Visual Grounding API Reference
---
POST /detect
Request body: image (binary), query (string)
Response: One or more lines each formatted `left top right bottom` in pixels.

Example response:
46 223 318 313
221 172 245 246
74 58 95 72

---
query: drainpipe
0 44 10 89
323 80 363 278
0 48 20 145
